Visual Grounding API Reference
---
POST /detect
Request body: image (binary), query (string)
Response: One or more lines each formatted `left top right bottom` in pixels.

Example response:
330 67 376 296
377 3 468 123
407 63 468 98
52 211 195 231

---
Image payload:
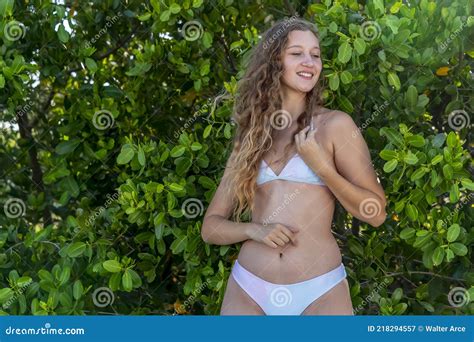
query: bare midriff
237 179 342 284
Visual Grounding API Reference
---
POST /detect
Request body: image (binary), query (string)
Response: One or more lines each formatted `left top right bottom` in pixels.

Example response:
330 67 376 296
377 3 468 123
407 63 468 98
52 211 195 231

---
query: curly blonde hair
225 17 325 223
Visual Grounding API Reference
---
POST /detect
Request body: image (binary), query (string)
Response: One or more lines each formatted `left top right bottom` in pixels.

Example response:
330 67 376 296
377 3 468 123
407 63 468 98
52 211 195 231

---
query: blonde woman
201 18 387 315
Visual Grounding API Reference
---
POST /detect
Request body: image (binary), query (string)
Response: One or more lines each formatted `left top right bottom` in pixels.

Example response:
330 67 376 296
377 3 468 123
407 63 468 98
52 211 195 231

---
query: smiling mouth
296 71 314 80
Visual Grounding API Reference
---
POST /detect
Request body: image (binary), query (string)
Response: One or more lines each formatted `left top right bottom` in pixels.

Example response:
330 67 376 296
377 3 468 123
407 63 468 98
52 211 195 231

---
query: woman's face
280 30 322 94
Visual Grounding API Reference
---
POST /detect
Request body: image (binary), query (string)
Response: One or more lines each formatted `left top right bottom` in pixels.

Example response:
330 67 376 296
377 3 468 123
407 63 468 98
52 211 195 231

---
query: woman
201 18 387 315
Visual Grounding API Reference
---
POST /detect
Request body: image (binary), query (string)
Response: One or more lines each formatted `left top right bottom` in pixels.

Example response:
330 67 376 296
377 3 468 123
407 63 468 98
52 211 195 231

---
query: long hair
225 17 325 223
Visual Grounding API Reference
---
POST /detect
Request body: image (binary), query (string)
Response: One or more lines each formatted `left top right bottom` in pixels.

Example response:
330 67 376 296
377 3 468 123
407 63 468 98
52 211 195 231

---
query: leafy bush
0 0 472 315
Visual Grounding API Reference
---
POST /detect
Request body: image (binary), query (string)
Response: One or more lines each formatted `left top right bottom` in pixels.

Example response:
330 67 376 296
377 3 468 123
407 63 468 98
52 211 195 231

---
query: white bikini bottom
231 259 347 315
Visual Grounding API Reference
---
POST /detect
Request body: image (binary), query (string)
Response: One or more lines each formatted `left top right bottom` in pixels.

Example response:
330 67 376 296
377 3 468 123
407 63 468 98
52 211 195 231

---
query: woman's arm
201 150 257 245
296 111 387 227
202 214 258 245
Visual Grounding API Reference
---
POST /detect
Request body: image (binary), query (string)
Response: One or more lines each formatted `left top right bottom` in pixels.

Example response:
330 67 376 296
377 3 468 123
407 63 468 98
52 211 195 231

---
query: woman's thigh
220 274 265 315
301 278 354 315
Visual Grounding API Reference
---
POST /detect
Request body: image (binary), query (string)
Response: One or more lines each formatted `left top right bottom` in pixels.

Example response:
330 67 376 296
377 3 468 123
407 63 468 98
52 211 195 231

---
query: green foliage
0 0 472 316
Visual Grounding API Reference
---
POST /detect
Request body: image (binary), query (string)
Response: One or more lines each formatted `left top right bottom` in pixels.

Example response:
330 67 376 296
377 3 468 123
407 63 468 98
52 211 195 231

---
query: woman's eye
291 53 301 55
312 55 320 58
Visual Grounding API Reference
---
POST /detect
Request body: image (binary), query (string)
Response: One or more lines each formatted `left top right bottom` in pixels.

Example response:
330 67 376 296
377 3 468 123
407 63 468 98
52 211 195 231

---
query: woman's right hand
248 223 299 248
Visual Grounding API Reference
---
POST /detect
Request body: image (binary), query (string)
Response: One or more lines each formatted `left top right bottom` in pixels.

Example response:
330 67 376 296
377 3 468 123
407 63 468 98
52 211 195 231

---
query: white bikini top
256 152 326 186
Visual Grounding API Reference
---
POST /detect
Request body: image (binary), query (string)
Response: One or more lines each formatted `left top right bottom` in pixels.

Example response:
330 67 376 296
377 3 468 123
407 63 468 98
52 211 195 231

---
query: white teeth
297 72 313 78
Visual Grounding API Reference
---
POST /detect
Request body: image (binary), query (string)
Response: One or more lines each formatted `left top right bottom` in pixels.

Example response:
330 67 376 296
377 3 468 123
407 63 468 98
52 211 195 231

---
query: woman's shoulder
312 107 357 133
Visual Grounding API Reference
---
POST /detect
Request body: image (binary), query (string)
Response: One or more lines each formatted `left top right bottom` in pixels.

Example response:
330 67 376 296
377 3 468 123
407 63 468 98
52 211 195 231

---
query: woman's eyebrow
286 45 320 50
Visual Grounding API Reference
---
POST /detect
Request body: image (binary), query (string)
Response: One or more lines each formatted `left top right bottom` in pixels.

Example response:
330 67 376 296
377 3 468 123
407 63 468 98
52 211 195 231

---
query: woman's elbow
369 205 387 227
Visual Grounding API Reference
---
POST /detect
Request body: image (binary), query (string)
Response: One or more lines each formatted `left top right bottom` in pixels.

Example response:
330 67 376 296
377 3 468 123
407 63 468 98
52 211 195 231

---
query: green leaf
340 70 353 84
406 135 425 147
431 155 443 165
137 12 151 21
329 73 340 90
446 131 457 148
126 62 152 76
103 260 122 273
122 269 133 291
117 146 135 164
380 149 398 160
406 85 418 108
442 164 453 179
73 280 83 300
160 9 171 21
59 266 71 286
56 139 81 155
170 235 187 254
450 243 467 256
0 288 14 304
400 228 415 240
138 146 146 166
449 183 459 203
192 0 204 8
410 168 426 181
337 42 352 64
170 146 185 157
62 176 79 197
373 0 385 13
168 183 184 192
445 248 455 262
403 151 418 165
432 133 446 148
405 203 418 221
202 32 213 49
392 288 403 302
380 127 404 147
432 247 445 266
388 72 401 91
447 224 460 242
461 178 474 190
85 58 98 73
57 24 70 43
169 3 181 14
383 159 398 173
353 37 366 55
67 242 86 258
203 124 212 138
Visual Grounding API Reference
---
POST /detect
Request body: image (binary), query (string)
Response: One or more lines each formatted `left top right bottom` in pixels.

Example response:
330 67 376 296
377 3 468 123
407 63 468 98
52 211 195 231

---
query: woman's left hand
294 125 335 177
